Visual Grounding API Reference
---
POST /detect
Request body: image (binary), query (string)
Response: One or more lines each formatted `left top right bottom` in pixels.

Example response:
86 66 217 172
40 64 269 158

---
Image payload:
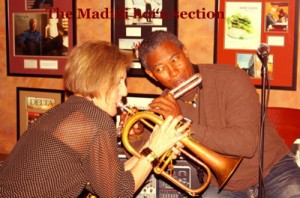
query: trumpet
122 112 243 197
118 73 243 196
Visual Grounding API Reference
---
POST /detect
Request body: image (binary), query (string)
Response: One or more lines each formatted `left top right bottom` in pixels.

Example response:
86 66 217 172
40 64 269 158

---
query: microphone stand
258 52 269 198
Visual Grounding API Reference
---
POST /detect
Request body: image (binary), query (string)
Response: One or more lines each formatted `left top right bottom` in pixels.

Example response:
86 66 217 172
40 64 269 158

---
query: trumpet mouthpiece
117 101 134 114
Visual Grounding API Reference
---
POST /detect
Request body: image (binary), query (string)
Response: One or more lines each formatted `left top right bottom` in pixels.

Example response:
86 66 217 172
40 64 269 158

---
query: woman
0 41 189 197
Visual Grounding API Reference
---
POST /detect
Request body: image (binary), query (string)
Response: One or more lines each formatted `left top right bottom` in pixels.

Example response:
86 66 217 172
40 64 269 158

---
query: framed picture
17 87 65 139
215 0 299 90
111 0 178 77
5 0 76 77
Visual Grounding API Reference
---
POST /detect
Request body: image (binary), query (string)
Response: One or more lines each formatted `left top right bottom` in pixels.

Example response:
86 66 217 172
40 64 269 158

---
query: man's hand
148 93 182 119
119 106 144 138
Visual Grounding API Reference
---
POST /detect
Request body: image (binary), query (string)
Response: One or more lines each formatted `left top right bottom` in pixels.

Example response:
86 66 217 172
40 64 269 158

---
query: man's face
270 8 276 15
30 20 37 31
145 40 194 89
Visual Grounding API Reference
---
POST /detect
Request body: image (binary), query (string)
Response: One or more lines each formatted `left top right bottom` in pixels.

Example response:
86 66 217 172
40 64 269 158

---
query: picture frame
16 87 65 139
111 0 178 77
214 0 299 90
5 0 76 77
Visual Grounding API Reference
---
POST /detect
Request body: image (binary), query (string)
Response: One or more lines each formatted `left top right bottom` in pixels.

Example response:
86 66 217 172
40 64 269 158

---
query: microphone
257 43 270 59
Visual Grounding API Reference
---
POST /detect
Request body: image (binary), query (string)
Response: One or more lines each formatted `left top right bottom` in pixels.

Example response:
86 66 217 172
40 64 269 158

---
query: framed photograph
17 87 65 139
215 0 299 90
236 53 274 79
6 0 76 77
265 2 289 32
111 0 178 77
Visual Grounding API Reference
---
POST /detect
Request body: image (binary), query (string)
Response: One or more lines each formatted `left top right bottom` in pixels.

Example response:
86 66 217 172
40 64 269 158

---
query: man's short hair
138 31 183 69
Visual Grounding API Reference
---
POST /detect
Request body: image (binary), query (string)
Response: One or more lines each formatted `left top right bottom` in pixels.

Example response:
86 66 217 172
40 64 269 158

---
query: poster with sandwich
224 2 262 50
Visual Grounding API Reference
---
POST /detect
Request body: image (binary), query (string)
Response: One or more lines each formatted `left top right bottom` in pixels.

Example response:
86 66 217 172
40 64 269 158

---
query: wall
0 0 299 153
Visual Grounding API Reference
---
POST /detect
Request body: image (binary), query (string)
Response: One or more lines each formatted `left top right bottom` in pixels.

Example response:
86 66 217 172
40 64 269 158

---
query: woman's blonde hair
63 41 132 98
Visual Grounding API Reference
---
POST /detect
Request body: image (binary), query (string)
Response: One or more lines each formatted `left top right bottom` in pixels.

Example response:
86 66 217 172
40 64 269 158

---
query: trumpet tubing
169 73 202 99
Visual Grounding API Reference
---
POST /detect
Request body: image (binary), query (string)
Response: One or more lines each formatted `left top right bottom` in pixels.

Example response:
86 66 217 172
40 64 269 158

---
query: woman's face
95 70 128 116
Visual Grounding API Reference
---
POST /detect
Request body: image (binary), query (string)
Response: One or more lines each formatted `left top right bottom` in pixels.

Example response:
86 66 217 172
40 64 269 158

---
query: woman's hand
148 115 190 157
170 142 185 159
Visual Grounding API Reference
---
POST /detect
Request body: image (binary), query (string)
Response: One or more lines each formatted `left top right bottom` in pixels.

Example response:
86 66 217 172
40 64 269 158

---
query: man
266 7 277 31
19 18 41 55
43 16 68 56
138 30 300 197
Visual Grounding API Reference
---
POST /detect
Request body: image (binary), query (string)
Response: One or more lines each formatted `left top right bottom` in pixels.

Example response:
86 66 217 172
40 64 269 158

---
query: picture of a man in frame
265 2 288 32
14 14 42 56
14 13 69 57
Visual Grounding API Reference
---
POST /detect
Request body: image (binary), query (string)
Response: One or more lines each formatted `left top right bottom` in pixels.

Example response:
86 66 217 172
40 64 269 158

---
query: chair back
267 107 300 147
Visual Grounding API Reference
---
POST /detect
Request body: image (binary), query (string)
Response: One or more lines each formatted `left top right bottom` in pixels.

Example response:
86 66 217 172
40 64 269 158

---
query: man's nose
168 65 180 77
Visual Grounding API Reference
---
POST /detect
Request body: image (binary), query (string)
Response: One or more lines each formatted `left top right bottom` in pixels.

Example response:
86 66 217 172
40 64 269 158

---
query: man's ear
145 69 158 81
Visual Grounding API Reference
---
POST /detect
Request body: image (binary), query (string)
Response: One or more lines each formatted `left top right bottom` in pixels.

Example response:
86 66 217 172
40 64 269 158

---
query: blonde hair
63 41 132 98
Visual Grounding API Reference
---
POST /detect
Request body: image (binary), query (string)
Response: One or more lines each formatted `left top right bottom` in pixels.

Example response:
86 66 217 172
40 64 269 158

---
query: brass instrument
122 112 243 196
118 73 243 197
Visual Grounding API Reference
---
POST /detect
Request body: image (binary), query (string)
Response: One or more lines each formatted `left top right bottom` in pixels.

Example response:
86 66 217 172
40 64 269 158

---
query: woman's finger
176 121 191 134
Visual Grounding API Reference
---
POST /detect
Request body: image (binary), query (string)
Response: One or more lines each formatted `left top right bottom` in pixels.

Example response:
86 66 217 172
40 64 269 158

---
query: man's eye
155 66 164 73
171 56 178 63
